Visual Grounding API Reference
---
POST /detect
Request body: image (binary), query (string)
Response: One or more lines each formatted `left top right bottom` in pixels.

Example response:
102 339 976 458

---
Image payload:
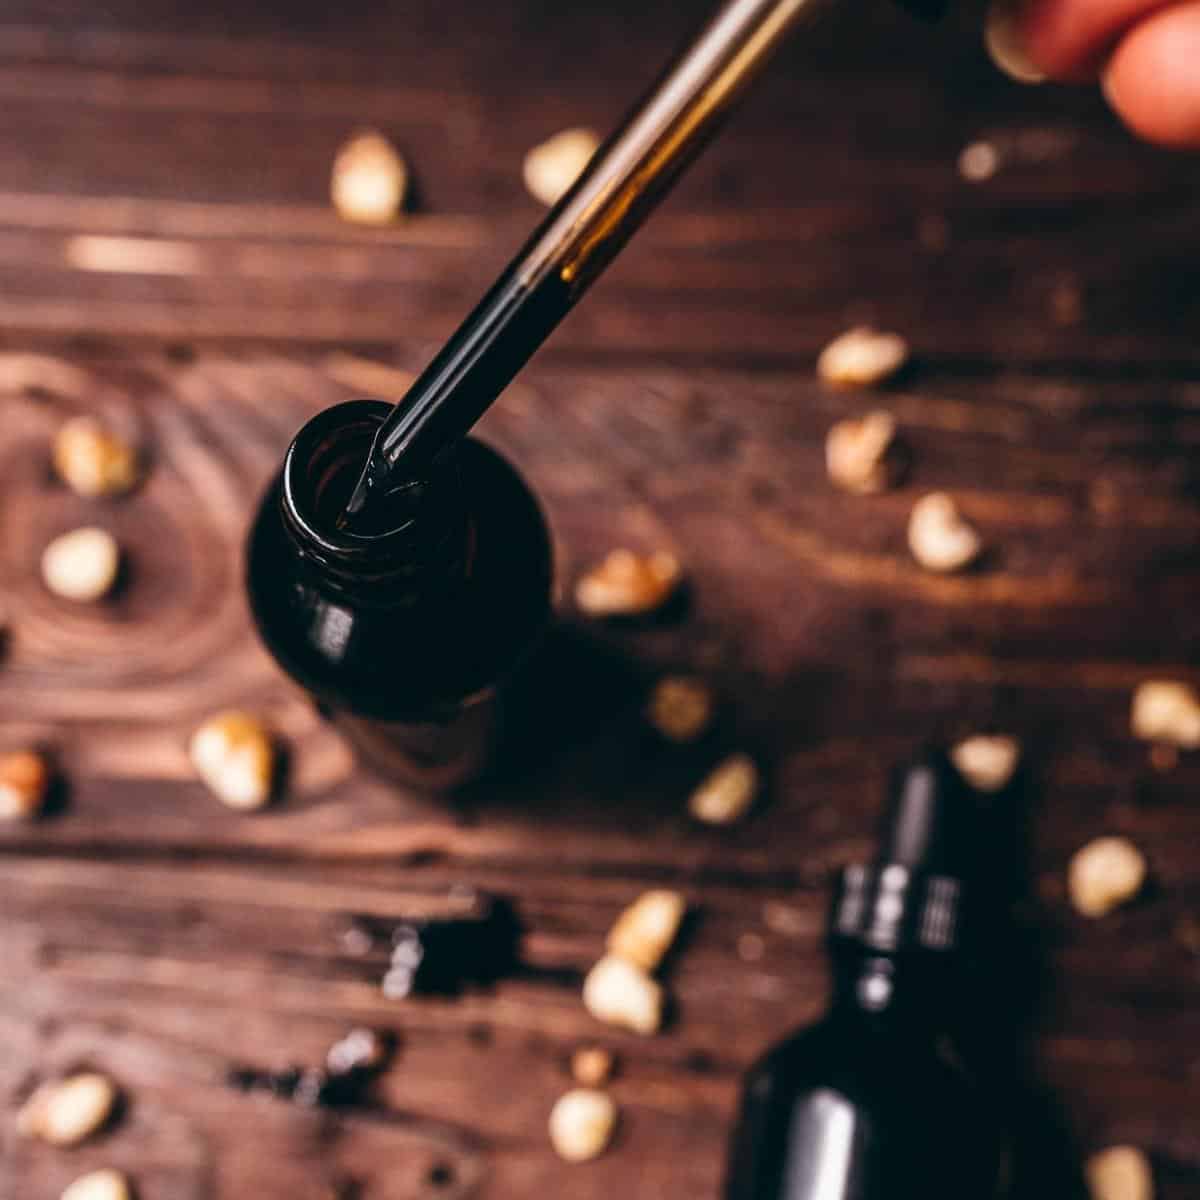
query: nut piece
1149 743 1178 773
575 549 681 618
689 754 758 825
738 932 766 962
61 1169 132 1200
583 955 663 1035
53 417 140 498
1131 681 1200 750
548 1088 617 1163
189 710 275 810
17 1073 118 1146
523 127 600 207
907 493 982 573
817 327 909 388
647 676 713 742
571 1046 615 1088
958 140 1000 182
825 410 902 494
41 527 120 601
1068 837 1147 919
607 889 686 972
331 130 408 225
762 900 808 937
0 750 51 820
1086 1146 1154 1200
950 735 1021 793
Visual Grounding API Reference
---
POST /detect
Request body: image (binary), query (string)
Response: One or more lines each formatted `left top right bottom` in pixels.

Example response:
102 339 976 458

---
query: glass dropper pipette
341 0 825 528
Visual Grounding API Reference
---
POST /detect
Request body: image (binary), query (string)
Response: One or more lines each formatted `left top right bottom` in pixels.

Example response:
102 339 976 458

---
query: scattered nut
950 735 1021 793
189 710 276 810
647 676 713 742
1050 278 1083 327
17 1073 118 1146
548 1088 617 1163
1174 914 1200 955
331 130 408 225
907 493 982 573
53 417 140 498
825 410 903 494
817 327 909 388
61 1169 132 1200
1068 837 1147 918
571 1046 615 1088
583 955 663 1035
918 213 950 253
958 140 1000 182
762 900 808 937
1086 1146 1154 1200
689 754 758 825
1149 743 1178 773
0 750 51 820
607 889 686 972
575 549 681 617
1131 681 1200 750
41 527 120 602
737 932 766 962
523 127 600 207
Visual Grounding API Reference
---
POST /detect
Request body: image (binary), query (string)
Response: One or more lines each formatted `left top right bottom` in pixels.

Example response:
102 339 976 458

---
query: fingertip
1103 3 1200 148
1004 0 1168 81
985 0 1047 84
1018 0 1109 79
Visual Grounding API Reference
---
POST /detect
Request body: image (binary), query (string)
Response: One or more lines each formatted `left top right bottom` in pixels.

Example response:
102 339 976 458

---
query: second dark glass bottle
724 751 1005 1200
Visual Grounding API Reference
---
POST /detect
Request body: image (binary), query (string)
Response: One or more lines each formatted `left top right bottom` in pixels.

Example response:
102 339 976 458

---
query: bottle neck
278 400 471 604
828 943 951 1039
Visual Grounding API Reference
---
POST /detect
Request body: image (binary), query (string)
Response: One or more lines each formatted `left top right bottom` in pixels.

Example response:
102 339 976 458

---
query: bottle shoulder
749 1014 987 1116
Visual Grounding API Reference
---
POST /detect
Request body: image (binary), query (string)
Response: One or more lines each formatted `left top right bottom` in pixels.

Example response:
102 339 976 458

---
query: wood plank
0 184 1192 362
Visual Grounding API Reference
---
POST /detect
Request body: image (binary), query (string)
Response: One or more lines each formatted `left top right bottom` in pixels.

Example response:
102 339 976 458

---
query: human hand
987 0 1200 147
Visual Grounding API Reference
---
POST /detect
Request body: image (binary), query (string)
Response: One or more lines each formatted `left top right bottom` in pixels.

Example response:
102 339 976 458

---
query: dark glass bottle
247 399 553 789
724 752 1004 1200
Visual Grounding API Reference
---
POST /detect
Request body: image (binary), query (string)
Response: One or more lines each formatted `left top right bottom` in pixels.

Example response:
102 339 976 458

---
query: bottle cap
831 749 975 955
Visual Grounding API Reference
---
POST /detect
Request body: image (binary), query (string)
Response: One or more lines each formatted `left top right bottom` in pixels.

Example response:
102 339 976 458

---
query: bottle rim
279 398 470 588
281 399 420 559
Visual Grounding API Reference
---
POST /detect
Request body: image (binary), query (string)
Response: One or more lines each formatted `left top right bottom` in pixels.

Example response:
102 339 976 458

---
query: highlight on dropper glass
334 459 416 538
336 428 387 531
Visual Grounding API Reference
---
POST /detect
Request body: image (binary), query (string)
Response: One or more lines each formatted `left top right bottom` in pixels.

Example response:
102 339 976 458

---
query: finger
987 0 1171 81
1103 2 1200 147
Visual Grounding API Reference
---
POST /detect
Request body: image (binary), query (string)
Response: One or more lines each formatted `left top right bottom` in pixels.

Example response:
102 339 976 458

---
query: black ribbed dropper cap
832 749 975 955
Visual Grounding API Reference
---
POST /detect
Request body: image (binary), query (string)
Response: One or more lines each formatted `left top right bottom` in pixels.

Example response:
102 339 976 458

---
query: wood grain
1 0 1199 1197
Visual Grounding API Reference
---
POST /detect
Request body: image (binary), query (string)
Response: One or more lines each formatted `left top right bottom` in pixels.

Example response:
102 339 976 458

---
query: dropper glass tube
341 0 822 528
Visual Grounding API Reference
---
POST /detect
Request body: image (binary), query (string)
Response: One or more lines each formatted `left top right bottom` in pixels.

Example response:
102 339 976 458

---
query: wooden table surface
2 0 1200 1197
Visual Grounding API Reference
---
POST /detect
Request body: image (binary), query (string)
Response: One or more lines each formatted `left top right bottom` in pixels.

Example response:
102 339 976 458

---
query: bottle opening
283 400 431 550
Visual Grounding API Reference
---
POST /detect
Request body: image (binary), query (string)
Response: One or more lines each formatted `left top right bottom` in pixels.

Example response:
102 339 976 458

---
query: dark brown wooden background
1 0 1199 1196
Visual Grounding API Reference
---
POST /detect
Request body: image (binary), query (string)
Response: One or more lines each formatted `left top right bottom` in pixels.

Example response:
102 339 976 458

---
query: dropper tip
337 470 372 532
